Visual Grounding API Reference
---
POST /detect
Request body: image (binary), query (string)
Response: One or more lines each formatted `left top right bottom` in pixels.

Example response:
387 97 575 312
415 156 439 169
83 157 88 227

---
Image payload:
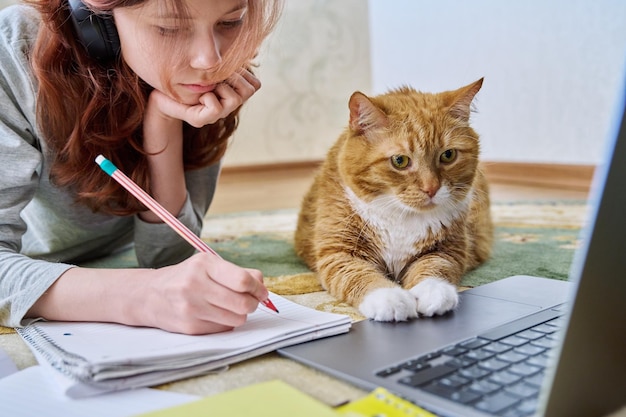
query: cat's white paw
358 287 418 322
409 277 459 317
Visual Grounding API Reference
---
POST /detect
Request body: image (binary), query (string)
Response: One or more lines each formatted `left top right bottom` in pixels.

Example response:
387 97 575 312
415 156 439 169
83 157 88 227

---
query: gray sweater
0 5 220 327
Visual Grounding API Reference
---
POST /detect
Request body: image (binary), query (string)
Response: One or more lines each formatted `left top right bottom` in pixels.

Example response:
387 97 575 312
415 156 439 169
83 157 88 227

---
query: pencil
95 155 279 314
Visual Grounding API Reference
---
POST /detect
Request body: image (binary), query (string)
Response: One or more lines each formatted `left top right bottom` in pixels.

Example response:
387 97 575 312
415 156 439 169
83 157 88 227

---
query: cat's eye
390 155 411 169
440 149 457 164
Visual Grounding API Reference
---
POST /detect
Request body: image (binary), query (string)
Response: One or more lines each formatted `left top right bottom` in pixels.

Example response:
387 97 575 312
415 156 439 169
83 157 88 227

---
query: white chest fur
344 186 471 279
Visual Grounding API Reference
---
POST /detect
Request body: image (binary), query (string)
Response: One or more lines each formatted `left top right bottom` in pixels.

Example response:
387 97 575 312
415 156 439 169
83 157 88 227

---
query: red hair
24 0 282 215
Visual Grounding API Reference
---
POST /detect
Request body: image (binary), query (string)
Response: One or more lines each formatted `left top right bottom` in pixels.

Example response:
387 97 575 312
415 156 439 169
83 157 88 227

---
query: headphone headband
68 0 120 62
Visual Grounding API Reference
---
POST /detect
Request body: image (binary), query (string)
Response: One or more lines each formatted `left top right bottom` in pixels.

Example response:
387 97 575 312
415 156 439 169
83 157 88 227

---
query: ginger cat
294 78 493 321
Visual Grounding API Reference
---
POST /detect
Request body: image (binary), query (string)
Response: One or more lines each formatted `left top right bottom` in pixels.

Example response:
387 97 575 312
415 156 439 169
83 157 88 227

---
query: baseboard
481 162 595 191
221 160 321 175
222 161 596 191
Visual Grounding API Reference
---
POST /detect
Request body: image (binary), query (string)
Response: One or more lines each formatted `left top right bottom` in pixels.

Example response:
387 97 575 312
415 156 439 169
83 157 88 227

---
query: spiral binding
16 326 91 381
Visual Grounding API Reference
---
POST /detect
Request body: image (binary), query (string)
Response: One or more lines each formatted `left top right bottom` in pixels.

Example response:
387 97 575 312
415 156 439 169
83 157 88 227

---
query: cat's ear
348 92 389 134
448 78 484 121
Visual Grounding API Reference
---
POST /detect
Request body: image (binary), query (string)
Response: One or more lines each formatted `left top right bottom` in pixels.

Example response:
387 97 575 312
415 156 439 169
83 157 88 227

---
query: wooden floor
210 164 590 214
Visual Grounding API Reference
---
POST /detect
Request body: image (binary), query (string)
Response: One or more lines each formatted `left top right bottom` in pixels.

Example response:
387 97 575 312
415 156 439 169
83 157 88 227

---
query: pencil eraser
95 155 117 176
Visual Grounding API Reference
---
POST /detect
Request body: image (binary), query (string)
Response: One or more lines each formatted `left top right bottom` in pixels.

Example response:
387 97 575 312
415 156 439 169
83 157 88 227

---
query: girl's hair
23 0 282 215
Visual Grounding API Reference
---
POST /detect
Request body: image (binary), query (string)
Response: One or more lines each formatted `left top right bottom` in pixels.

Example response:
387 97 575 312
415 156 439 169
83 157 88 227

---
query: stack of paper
0 366 197 417
17 293 351 397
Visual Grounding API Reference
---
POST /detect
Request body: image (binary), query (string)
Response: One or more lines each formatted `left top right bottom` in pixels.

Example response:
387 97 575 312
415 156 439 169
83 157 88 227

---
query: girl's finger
225 71 259 100
196 274 260 315
212 82 244 113
241 69 262 90
244 268 264 284
204 257 269 302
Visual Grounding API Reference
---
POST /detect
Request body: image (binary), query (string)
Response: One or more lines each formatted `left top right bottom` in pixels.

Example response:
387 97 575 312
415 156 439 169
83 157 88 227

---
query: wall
367 0 626 165
224 0 372 166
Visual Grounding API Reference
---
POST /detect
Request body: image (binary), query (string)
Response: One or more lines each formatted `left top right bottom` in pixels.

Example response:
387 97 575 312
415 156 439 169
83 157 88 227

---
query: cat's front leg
316 256 418 322
408 277 459 317
359 287 419 321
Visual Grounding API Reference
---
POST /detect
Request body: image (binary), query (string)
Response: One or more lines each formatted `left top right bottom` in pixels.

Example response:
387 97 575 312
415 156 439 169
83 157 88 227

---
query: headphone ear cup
100 18 121 59
67 0 120 63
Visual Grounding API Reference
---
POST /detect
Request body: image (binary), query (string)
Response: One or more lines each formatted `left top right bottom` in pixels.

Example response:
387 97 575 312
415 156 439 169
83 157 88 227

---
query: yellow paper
134 380 340 417
336 387 438 417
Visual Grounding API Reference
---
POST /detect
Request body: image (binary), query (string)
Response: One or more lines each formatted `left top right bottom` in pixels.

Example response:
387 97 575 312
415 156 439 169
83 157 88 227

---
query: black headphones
68 0 120 63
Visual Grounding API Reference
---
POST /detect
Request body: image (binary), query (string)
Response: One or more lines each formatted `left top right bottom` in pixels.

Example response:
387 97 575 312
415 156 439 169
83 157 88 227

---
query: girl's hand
144 253 269 334
139 68 260 221
150 69 261 128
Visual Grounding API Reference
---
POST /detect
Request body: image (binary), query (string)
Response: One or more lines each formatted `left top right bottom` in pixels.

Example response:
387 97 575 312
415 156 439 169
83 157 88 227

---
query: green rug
82 200 588 289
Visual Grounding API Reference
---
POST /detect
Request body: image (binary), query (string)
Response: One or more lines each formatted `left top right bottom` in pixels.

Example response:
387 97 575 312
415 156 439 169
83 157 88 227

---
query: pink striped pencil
95 155 279 313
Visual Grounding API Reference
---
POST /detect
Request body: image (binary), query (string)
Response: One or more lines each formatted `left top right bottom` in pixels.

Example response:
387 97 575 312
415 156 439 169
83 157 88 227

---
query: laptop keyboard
375 309 565 416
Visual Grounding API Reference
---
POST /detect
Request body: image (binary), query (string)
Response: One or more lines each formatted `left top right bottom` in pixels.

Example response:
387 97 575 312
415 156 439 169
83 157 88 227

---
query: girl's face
112 0 249 105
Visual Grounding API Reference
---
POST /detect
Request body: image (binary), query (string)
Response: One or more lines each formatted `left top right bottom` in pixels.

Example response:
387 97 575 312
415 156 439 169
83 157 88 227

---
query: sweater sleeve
133 163 221 268
0 5 75 327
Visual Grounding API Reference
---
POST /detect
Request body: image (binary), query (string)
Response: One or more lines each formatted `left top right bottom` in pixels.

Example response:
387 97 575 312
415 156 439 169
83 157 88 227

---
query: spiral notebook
16 292 351 398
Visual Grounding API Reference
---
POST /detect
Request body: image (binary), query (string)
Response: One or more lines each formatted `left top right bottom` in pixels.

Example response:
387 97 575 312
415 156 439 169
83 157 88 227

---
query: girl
0 0 282 334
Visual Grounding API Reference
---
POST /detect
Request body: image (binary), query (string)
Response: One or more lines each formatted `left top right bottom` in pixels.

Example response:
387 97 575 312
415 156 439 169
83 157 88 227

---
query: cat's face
338 80 483 213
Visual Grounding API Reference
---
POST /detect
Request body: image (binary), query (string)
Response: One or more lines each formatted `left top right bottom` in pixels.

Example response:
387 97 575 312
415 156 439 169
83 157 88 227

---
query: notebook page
22 293 350 364
46 323 350 399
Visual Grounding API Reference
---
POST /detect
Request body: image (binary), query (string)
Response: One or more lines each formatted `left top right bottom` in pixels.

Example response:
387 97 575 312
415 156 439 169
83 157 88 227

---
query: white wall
368 0 626 165
225 1 372 166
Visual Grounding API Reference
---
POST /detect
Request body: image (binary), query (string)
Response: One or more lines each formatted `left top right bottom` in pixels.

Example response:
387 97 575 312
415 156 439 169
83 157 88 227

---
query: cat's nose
421 182 440 198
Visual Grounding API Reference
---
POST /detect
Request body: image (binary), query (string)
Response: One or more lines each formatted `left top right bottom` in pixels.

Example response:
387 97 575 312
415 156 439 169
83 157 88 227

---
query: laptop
278 83 626 417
